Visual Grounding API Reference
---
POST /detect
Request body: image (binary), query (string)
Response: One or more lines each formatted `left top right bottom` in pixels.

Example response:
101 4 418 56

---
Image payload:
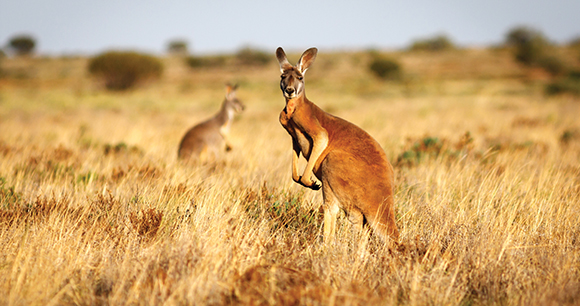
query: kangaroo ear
276 47 292 73
225 83 237 98
297 47 318 74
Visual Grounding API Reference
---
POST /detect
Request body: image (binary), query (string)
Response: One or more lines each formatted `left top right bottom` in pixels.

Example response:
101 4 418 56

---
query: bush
537 55 567 76
506 27 546 64
513 35 548 66
396 132 474 167
8 35 36 56
409 35 455 52
505 26 569 76
369 56 402 80
186 55 228 68
88 51 163 91
505 26 545 47
545 71 580 96
235 47 271 66
560 128 580 146
167 40 188 55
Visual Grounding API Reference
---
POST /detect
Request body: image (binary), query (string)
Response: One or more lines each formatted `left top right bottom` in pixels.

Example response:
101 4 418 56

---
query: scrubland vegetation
1 45 580 305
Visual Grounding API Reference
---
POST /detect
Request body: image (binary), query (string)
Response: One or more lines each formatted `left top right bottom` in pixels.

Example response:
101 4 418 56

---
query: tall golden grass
1 49 579 305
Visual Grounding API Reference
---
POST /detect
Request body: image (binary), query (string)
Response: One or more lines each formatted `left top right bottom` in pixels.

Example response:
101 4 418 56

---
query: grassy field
1 48 579 305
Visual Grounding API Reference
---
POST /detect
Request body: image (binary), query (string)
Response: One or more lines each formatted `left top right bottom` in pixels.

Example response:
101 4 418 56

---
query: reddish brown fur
276 47 398 243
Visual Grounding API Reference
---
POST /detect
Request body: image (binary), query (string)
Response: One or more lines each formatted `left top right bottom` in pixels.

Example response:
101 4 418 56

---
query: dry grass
1 48 580 305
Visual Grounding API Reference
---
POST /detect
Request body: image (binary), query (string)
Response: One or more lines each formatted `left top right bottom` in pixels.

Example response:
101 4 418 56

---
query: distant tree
8 35 36 56
504 26 550 65
504 26 566 76
167 40 188 55
505 26 545 46
88 51 163 91
409 35 455 52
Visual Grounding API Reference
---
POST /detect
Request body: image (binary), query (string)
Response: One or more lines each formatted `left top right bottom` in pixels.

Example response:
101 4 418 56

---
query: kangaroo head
276 47 318 100
224 84 245 112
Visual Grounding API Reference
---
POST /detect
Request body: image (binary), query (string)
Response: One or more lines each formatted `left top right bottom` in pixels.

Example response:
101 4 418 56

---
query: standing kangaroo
276 47 399 243
178 84 245 162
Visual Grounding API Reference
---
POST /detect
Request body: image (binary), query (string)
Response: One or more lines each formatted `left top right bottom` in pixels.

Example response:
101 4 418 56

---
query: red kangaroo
276 47 398 243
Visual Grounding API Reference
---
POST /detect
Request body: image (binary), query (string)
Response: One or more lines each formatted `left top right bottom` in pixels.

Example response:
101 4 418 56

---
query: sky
1 0 579 56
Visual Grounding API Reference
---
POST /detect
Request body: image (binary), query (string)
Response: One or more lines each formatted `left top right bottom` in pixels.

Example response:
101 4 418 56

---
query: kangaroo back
178 84 244 162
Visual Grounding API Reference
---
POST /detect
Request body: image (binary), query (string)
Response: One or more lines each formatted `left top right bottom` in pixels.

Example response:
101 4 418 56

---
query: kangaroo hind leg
322 183 340 245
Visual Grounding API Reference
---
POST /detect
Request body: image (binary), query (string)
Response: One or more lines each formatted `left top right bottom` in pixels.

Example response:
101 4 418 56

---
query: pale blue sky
1 0 579 55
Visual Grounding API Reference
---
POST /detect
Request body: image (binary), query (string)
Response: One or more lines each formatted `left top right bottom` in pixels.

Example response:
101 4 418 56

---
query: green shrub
186 55 228 68
396 136 446 167
8 35 36 56
505 26 570 76
235 47 271 66
505 26 545 47
396 132 473 167
513 35 549 66
560 128 580 146
88 51 163 91
369 56 402 80
537 55 567 76
167 40 188 55
409 35 455 52
545 71 580 96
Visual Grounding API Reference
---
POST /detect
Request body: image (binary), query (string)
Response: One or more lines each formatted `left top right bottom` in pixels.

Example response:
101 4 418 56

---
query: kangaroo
276 47 399 244
178 84 245 162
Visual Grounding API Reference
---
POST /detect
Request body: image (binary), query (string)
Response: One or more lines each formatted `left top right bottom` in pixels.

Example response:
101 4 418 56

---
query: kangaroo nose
285 87 295 95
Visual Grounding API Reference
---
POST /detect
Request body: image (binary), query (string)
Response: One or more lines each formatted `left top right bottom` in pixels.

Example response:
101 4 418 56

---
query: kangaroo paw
311 179 322 190
299 176 322 190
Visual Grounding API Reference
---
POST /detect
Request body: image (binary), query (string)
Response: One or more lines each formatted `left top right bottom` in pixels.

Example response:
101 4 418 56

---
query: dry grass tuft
129 208 164 239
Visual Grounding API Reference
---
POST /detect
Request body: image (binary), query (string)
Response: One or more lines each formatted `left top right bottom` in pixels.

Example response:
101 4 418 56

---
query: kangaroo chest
279 110 313 159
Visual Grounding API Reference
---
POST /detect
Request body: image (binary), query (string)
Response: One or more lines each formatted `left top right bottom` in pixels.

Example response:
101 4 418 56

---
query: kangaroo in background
178 84 245 162
276 47 399 244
